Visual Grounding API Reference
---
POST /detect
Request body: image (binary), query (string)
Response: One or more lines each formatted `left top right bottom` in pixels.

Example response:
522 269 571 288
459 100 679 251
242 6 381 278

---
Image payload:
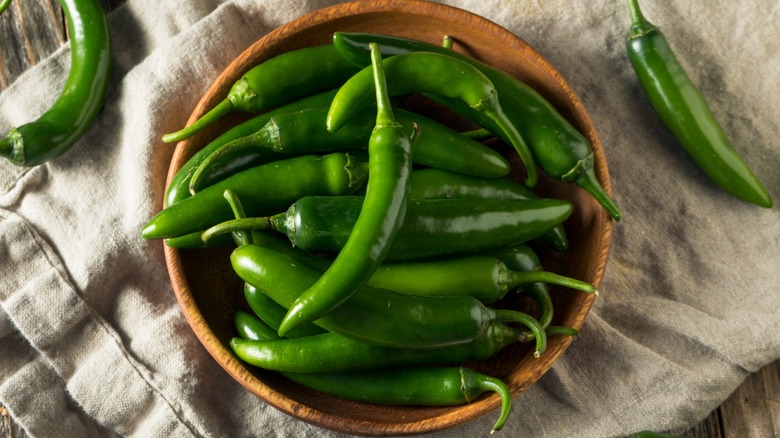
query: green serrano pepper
141 152 367 240
625 0 771 208
287 367 513 433
231 244 547 352
369 255 596 303
203 196 573 260
161 45 359 143
277 44 414 336
327 49 537 187
332 32 621 220
1 0 110 166
409 168 568 252
187 106 510 193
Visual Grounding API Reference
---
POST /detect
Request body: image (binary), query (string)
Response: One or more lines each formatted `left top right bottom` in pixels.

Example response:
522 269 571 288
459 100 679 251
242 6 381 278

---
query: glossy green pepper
1 0 111 166
278 43 414 336
368 255 596 303
625 0 771 208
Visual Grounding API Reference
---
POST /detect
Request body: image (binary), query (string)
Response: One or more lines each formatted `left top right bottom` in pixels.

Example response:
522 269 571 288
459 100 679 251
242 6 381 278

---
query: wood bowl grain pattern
163 0 614 435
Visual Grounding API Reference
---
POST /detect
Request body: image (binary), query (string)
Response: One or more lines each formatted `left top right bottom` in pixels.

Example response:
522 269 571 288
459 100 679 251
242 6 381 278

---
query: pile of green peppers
142 34 607 433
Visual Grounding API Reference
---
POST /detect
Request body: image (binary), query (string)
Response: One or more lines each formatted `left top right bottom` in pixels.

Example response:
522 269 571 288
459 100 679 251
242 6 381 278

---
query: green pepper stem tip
576 170 622 221
161 98 235 143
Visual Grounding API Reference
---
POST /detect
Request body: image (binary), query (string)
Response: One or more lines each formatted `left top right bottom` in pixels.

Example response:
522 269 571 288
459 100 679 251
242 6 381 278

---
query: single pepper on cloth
161 45 359 143
0 0 111 166
332 32 621 220
625 0 772 208
278 43 414 337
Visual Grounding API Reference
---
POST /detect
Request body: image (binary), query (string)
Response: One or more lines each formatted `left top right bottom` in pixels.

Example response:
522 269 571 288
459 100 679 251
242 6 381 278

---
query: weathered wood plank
0 0 64 90
718 360 780 438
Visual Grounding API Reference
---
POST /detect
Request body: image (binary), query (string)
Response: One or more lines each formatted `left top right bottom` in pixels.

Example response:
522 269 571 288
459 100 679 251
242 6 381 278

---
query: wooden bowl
163 0 613 435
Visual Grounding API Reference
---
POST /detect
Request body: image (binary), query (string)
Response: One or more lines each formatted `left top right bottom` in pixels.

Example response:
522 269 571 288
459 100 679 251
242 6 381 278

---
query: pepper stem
223 189 253 246
494 310 546 358
484 108 538 187
506 270 598 295
162 98 235 143
460 369 511 434
520 286 554 329
577 168 622 221
545 326 581 340
369 42 398 128
627 0 658 38
201 217 272 243
459 127 494 140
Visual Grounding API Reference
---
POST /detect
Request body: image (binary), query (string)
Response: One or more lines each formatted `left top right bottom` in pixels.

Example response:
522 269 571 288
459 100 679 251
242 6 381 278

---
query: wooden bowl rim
162 0 614 435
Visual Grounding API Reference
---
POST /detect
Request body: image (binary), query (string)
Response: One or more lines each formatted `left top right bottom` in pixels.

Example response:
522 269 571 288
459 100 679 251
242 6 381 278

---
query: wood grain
0 0 778 437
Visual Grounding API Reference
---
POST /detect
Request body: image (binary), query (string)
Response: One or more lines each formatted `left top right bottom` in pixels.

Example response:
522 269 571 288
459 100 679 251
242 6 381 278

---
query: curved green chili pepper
327 49 538 187
625 0 771 208
332 32 621 220
141 152 367 240
165 90 339 207
1 0 110 166
278 43 414 337
368 255 596 303
285 366 513 433
161 45 359 143
203 196 573 260
188 106 510 193
231 244 547 353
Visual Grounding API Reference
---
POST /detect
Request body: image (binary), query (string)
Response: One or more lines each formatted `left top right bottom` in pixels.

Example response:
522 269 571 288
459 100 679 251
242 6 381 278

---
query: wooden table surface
1 1 778 437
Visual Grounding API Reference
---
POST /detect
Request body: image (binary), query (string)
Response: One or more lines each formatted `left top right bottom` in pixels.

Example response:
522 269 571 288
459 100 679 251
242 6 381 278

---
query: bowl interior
163 0 613 435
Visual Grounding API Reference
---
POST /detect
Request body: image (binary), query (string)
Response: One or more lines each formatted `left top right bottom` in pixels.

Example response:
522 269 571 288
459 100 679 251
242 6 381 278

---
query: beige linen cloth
1 0 778 437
